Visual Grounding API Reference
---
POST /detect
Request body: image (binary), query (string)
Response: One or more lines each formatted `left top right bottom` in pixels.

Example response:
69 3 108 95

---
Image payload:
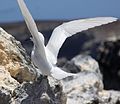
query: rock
0 27 37 82
57 57 80 73
0 66 19 104
96 38 120 90
72 55 102 79
62 72 103 104
61 55 103 104
12 76 66 104
0 28 66 104
58 55 102 77
72 55 99 72
61 55 120 104
98 90 120 103
0 66 19 91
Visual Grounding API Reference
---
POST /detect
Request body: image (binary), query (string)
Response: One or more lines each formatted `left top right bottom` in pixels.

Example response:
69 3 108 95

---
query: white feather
17 0 52 76
51 67 76 80
17 0 46 60
46 17 117 65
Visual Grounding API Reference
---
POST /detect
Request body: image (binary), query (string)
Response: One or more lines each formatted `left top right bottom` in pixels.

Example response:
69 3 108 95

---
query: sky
0 0 120 23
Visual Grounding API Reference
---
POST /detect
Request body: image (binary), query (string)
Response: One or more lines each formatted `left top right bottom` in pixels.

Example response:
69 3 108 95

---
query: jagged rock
0 66 19 104
98 90 120 104
12 76 66 104
0 27 37 82
58 55 102 77
61 55 103 104
72 55 102 79
0 66 19 91
61 55 120 104
0 28 66 104
62 72 103 104
72 55 99 72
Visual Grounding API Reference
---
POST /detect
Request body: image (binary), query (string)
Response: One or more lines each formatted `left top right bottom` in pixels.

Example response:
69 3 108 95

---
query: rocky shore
0 20 120 104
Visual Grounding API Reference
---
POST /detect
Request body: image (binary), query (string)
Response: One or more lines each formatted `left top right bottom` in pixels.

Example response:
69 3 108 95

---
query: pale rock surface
72 55 99 72
62 55 120 104
62 72 103 104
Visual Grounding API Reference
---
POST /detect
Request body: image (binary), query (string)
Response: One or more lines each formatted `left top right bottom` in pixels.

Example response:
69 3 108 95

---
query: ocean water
0 0 120 23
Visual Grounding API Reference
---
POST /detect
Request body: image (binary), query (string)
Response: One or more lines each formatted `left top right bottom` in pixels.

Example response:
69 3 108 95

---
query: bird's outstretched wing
17 0 46 59
46 17 118 64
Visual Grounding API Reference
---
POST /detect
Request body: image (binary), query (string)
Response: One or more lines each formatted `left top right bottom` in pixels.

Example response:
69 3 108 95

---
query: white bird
17 0 117 80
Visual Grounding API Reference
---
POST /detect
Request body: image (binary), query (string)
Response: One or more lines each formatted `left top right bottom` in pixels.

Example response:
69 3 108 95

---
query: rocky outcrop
13 76 66 104
0 28 66 104
0 66 19 104
0 27 120 104
61 55 120 104
0 27 37 82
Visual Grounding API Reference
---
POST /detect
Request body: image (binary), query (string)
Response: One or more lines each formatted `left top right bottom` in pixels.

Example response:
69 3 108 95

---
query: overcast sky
0 0 119 22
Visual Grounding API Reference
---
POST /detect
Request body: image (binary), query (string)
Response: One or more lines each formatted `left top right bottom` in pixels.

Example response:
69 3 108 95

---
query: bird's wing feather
46 17 117 64
17 0 46 59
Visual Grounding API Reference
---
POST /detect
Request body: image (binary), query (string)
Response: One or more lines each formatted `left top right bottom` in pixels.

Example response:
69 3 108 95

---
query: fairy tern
17 0 117 80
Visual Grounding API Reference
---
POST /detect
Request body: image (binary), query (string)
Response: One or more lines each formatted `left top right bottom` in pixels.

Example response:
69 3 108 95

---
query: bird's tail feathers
51 66 76 80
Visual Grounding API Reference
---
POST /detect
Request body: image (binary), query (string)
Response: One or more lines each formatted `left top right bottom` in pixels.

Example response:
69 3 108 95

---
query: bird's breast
31 48 52 75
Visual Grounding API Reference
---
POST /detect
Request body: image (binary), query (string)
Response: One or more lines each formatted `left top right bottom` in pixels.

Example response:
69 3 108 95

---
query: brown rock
0 66 19 91
0 66 19 104
0 27 37 82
